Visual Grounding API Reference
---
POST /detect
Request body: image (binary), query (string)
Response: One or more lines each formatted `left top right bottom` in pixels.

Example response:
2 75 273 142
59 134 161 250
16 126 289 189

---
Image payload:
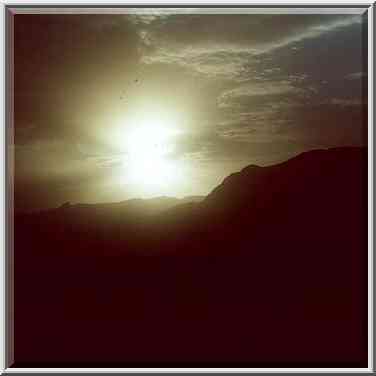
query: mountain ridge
14 145 368 365
52 146 367 215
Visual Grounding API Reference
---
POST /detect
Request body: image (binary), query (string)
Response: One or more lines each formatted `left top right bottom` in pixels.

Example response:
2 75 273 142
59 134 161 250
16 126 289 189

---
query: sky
13 10 368 210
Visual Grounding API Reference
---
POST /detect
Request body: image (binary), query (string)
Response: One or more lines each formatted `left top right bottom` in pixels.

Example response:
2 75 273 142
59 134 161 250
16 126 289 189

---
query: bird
118 76 141 100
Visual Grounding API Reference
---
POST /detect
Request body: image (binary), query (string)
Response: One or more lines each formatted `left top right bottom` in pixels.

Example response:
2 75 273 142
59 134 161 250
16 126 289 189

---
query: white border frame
1 1 373 373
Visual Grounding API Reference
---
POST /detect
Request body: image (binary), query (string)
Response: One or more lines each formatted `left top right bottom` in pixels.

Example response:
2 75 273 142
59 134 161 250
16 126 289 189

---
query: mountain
206 147 363 205
203 146 366 232
15 195 205 235
51 195 204 218
154 146 366 252
13 146 367 367
58 195 204 211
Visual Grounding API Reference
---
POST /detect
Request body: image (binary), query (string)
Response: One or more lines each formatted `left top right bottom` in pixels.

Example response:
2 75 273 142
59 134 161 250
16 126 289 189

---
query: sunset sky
14 9 367 210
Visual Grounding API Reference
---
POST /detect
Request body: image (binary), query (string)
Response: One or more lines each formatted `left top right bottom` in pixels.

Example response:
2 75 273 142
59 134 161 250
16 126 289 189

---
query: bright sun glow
117 112 183 193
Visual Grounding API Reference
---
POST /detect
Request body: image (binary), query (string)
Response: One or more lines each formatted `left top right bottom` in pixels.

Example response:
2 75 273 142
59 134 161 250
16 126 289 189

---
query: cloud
329 98 364 107
136 14 362 78
137 14 359 50
215 100 366 149
345 71 367 80
13 13 367 208
217 80 304 108
176 130 297 162
142 49 251 79
213 78 313 143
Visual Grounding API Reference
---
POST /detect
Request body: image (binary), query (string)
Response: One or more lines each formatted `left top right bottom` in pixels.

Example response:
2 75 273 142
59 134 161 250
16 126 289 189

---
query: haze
14 10 367 210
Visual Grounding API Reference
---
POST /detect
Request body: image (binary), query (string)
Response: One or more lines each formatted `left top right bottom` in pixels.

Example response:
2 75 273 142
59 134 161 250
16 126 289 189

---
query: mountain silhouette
52 196 204 221
14 146 367 367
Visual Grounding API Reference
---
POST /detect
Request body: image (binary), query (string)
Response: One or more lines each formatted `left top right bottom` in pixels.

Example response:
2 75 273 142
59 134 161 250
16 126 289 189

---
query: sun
126 126 176 185
120 114 182 193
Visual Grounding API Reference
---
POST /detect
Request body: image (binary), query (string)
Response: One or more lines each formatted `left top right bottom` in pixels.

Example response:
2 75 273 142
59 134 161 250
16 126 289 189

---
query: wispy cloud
345 71 367 80
217 80 304 108
329 98 364 107
136 14 361 79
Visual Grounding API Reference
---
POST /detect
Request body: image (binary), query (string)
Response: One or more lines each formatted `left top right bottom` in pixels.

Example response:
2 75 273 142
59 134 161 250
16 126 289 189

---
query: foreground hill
14 146 367 367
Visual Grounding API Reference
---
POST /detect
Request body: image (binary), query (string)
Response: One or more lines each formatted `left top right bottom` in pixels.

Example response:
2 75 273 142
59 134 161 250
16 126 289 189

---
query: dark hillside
13 147 367 367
